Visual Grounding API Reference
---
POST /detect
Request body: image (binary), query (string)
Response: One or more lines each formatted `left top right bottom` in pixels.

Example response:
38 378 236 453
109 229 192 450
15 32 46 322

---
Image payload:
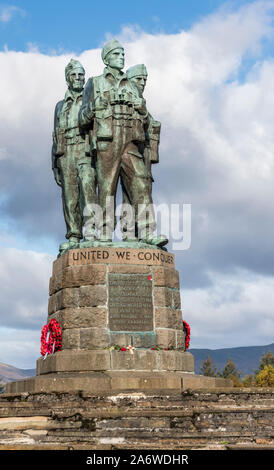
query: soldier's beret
101 38 124 62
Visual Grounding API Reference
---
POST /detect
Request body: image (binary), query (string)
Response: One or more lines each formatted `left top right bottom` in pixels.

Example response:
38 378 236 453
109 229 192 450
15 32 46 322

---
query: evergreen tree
219 359 241 386
0 378 4 394
199 356 217 377
255 351 274 375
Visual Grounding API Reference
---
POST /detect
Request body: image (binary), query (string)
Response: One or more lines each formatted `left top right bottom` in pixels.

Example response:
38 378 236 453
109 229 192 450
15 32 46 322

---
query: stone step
0 389 273 450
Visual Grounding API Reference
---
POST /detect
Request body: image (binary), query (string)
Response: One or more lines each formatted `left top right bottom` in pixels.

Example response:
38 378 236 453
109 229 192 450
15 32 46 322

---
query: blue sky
1 0 255 52
1 0 274 369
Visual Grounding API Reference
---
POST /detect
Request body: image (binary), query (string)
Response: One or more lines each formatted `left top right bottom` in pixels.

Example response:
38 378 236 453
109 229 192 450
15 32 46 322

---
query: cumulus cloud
0 1 274 364
183 269 274 349
0 247 53 329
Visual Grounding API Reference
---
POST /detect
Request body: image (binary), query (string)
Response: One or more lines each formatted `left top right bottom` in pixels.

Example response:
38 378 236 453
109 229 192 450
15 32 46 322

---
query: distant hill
190 343 274 377
0 362 35 385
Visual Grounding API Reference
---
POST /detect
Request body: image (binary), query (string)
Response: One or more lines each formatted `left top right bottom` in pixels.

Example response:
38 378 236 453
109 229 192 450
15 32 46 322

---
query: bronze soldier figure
79 39 167 247
52 59 97 253
120 64 163 240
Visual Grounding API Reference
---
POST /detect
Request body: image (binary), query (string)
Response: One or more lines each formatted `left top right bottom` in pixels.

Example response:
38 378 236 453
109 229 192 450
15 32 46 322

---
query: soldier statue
79 39 167 247
52 59 97 254
120 64 162 239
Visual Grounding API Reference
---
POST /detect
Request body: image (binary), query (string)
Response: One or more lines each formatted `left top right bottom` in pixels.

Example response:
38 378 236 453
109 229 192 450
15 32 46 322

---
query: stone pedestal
48 246 185 352
7 246 203 393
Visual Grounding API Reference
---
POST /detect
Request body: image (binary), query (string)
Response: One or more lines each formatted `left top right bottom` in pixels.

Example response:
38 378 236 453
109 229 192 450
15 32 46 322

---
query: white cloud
0 327 39 369
0 248 53 329
183 270 274 349
0 5 25 23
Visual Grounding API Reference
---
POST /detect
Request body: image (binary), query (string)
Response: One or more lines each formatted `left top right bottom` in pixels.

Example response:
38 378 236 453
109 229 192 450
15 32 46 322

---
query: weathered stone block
108 371 182 391
156 329 176 349
111 350 157 370
153 287 172 307
176 330 185 349
155 307 182 329
48 307 107 329
152 266 180 288
159 351 194 372
131 333 156 348
79 285 107 307
80 328 110 349
110 333 133 347
37 350 111 375
172 290 181 309
48 288 80 314
50 264 106 295
62 264 106 289
62 328 80 349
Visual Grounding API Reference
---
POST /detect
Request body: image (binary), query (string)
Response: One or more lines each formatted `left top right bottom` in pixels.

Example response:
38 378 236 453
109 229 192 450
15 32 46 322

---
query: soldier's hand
95 95 108 111
53 168 62 187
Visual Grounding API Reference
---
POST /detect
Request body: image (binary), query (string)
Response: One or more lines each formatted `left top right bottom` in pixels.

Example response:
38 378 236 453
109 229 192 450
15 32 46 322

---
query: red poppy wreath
183 320 191 351
41 319 62 357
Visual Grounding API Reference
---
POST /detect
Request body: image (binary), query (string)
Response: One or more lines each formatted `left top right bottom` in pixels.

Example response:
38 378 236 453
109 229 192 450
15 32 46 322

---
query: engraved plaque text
108 273 153 332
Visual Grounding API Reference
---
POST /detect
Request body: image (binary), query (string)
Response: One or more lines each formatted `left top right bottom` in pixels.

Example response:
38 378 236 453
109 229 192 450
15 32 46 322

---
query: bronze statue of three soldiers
52 39 168 254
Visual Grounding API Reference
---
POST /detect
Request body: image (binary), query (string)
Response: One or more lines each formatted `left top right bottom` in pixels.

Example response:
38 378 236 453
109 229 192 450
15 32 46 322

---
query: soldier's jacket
79 67 148 147
52 89 86 170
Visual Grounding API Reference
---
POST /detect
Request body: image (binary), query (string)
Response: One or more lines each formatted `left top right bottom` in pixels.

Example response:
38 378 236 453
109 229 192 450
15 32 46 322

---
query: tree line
200 351 274 387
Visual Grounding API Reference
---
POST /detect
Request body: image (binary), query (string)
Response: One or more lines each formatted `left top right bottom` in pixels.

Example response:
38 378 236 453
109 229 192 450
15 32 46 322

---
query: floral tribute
183 320 191 351
41 319 62 357
108 345 136 354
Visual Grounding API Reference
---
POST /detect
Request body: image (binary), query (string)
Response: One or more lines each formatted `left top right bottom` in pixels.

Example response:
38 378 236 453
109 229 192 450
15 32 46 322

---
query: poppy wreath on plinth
183 320 191 351
41 319 62 357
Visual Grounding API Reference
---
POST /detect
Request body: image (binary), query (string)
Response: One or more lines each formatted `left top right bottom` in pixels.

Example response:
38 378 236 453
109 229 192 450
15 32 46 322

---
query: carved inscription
108 273 153 332
68 248 174 266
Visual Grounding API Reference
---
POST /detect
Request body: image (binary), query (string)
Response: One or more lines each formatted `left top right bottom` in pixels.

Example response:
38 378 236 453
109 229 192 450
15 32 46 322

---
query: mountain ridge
189 343 274 376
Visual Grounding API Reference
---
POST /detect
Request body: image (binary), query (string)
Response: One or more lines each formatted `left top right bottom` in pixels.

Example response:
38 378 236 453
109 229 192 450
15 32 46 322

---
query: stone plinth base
36 350 194 375
6 371 232 394
48 246 185 351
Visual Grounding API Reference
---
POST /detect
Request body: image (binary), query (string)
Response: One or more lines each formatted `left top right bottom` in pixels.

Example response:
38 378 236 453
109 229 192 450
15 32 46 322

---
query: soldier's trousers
121 154 153 238
96 124 156 238
57 142 96 240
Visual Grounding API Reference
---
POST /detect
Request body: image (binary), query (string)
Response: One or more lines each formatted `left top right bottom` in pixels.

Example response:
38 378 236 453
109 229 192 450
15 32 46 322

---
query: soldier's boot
59 236 80 252
99 234 113 243
140 233 168 248
80 228 99 247
122 226 138 243
122 235 138 242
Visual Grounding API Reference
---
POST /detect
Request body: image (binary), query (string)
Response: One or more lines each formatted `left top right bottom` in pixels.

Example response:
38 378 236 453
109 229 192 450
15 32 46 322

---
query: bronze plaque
108 273 153 331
